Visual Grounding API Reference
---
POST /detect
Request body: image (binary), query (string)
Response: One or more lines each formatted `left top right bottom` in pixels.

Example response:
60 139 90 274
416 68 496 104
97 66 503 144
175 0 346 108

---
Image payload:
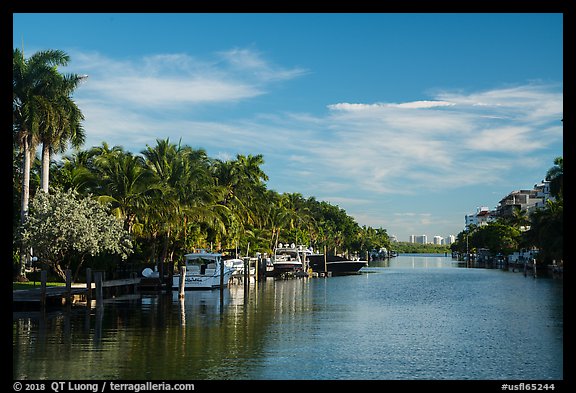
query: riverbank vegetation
450 156 563 266
13 138 392 280
392 242 450 254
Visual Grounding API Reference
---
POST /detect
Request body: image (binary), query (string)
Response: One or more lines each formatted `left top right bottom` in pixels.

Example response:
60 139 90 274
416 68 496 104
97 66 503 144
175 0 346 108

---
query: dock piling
86 268 92 303
40 270 47 308
94 272 103 306
179 266 186 298
65 269 72 304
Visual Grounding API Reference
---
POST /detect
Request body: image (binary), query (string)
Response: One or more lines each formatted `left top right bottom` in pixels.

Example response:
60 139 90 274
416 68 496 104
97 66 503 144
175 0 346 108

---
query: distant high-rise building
415 235 427 244
409 235 415 243
433 236 443 245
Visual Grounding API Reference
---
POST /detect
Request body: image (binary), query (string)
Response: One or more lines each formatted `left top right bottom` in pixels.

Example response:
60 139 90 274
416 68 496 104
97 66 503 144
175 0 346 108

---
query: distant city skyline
401 234 454 244
13 13 563 241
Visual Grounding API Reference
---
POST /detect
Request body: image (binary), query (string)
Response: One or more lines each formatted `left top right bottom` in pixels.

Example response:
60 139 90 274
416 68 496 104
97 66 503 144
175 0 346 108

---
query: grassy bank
13 281 66 291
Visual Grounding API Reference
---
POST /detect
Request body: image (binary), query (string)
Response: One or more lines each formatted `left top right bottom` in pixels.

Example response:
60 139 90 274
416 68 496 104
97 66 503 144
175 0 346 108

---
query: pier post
86 268 92 304
94 271 103 306
243 257 249 286
65 269 72 305
179 266 186 298
219 257 225 311
40 270 47 308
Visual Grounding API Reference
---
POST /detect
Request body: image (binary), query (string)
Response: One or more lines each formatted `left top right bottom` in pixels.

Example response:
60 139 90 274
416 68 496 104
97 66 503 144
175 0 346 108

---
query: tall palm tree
38 72 86 193
142 139 225 261
212 154 269 238
13 48 72 279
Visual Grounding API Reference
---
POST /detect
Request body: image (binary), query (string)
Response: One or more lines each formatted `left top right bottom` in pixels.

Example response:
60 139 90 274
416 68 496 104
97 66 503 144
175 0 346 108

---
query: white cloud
327 100 455 111
218 48 308 82
308 83 562 197
69 49 305 109
394 100 455 109
90 76 261 106
466 126 544 152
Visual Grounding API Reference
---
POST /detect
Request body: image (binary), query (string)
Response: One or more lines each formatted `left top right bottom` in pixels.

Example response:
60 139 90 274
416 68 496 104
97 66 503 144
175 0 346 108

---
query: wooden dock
13 269 142 309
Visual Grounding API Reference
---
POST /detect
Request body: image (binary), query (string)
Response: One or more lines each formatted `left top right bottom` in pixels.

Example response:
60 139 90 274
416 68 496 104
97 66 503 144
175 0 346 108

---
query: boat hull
272 263 303 277
172 269 234 290
307 255 367 275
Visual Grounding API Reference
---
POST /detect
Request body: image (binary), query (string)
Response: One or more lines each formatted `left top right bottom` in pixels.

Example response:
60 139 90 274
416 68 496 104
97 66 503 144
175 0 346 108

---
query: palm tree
142 139 226 262
93 147 155 234
502 206 531 230
50 151 97 194
546 156 563 200
13 48 72 279
525 199 563 264
38 72 86 193
212 154 270 249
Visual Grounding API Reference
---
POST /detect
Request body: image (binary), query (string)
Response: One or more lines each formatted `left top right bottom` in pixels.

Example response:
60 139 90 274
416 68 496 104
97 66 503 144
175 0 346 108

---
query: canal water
13 255 563 381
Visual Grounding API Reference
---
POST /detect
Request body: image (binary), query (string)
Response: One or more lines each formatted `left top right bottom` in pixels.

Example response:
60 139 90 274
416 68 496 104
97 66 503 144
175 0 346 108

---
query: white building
465 206 495 229
415 235 427 244
464 180 553 229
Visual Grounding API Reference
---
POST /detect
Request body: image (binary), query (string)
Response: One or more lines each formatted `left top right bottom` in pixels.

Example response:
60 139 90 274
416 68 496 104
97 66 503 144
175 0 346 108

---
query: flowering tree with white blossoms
19 189 133 281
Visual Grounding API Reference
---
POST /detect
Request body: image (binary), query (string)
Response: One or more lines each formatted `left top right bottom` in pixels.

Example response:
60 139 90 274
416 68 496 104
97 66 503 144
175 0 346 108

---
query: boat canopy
184 251 222 263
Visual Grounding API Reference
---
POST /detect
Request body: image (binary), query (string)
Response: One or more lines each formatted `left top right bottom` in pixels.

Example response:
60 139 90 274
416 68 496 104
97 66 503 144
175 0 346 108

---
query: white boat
225 257 256 278
272 243 304 276
172 250 235 290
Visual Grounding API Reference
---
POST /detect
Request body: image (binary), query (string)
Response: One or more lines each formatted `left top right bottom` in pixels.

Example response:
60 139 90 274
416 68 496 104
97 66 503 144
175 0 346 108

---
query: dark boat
306 254 367 275
272 244 304 277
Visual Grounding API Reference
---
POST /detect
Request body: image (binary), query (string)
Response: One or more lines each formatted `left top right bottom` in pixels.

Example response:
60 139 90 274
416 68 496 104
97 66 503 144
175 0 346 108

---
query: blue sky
13 13 563 242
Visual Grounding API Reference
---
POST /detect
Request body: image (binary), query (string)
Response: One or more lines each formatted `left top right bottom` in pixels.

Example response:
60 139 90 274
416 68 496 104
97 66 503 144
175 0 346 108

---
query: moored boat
224 257 256 282
307 254 367 275
272 243 304 277
172 250 235 290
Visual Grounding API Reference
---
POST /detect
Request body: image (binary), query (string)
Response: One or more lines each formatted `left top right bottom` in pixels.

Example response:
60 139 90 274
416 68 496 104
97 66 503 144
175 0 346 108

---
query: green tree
212 154 269 250
13 48 73 279
38 71 86 193
546 156 563 200
92 146 156 234
525 199 563 264
18 189 133 281
469 222 521 257
141 138 225 264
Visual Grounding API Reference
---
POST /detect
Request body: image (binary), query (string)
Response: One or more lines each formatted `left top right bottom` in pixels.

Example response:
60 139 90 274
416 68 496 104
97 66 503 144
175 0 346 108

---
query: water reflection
13 256 563 380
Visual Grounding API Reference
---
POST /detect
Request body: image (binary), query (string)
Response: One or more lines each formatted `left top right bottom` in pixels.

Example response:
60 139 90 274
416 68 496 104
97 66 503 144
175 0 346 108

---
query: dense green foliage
392 242 450 254
451 156 563 265
13 48 86 279
19 189 132 281
14 139 392 276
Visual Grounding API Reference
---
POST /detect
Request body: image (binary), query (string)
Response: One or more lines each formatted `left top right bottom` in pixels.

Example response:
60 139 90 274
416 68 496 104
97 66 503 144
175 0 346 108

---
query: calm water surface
13 255 563 380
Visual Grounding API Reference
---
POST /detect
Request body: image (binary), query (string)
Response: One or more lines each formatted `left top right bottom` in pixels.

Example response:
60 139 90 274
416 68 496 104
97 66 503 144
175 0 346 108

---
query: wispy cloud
69 49 306 109
318 84 562 196
218 48 308 82
327 100 455 111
